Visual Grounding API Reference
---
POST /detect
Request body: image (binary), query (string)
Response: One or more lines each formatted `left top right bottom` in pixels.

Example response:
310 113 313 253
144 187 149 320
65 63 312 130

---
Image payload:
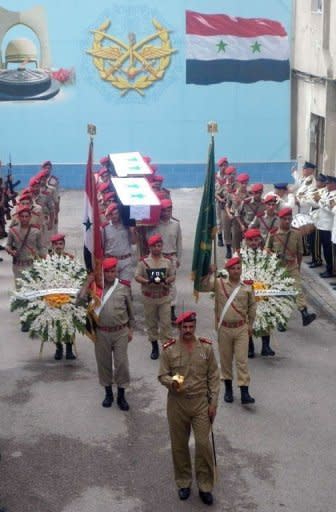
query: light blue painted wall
0 0 291 171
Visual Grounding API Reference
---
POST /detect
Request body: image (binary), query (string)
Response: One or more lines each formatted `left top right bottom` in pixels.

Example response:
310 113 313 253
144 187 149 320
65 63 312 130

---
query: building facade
291 0 336 175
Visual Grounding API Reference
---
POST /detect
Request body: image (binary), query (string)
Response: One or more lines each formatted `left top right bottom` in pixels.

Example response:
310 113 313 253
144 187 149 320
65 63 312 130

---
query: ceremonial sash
94 278 119 316
217 279 242 330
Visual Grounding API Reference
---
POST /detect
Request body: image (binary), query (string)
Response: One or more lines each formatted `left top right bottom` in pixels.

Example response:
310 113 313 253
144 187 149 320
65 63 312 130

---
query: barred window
311 0 323 12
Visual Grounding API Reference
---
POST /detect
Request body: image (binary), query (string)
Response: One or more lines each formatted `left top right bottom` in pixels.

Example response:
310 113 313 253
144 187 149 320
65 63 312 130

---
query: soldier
29 175 55 247
135 234 175 360
226 173 250 252
249 194 280 241
6 205 45 290
241 183 265 229
274 183 296 211
201 257 256 405
265 207 316 329
40 161 60 232
147 198 182 322
97 166 111 185
215 156 229 247
10 192 44 231
216 165 236 257
102 203 137 282
80 257 135 410
158 311 220 506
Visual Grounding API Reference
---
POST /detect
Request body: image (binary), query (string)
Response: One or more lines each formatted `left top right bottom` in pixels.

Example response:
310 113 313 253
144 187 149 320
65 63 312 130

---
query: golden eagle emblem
87 18 176 96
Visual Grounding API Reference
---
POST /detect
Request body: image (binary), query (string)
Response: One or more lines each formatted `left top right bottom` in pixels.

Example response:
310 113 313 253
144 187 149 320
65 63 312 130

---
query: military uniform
33 190 55 247
241 198 265 228
250 212 279 241
102 222 134 281
226 190 250 251
135 254 174 345
158 336 220 492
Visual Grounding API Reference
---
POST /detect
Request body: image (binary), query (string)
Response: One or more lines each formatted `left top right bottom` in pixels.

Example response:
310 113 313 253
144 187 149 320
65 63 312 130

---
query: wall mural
0 5 75 102
87 17 176 96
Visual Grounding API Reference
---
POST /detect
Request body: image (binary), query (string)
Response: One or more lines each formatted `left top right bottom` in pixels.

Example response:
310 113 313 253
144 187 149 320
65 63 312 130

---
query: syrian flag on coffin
186 10 290 84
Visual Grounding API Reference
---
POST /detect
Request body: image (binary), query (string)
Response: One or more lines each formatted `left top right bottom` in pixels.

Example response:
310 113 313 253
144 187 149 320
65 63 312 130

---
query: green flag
191 137 217 300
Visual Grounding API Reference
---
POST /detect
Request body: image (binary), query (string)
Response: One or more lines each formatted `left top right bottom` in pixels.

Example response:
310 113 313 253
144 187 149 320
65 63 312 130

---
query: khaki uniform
10 204 44 231
94 281 135 388
250 213 279 241
6 225 45 287
265 228 306 310
135 255 174 344
227 190 250 251
216 183 235 245
34 190 55 247
241 199 265 228
158 336 220 492
102 222 134 281
147 219 182 306
202 276 256 386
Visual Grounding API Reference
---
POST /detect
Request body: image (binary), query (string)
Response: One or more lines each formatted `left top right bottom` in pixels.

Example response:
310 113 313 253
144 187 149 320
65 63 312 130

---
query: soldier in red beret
201 257 256 405
79 257 135 410
215 164 236 256
240 183 265 230
225 173 251 253
135 234 175 359
158 311 220 506
265 208 316 329
249 194 280 241
50 233 74 259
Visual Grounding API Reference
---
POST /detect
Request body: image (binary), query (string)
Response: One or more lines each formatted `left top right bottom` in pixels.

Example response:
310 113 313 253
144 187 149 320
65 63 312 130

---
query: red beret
153 174 163 182
175 311 197 325
237 173 250 184
224 166 236 175
17 205 31 215
98 167 109 177
97 182 110 193
217 157 228 167
29 177 40 187
148 234 162 246
225 256 241 269
51 233 65 243
142 156 151 164
102 191 115 201
278 207 293 218
99 156 110 165
41 160 52 168
105 203 118 215
244 228 262 239
102 257 118 270
19 192 32 201
161 199 172 209
263 194 278 204
251 183 263 193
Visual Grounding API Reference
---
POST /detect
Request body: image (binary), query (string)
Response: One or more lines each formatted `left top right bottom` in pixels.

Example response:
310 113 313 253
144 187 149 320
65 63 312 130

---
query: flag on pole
191 136 217 300
186 10 290 84
83 139 103 272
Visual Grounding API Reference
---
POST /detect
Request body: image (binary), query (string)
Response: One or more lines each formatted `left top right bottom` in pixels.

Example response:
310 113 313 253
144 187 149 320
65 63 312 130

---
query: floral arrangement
10 255 87 346
218 248 296 336
50 67 76 85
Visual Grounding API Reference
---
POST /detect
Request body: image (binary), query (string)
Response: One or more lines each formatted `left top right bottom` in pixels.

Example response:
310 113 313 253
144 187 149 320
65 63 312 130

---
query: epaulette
119 279 131 287
163 338 176 349
199 337 213 345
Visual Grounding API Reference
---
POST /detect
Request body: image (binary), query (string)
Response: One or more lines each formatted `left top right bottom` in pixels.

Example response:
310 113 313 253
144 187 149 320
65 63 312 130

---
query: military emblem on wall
87 18 176 96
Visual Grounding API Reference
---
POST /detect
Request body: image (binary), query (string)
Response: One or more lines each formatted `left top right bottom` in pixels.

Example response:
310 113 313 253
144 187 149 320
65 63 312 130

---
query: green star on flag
251 41 262 53
83 217 92 232
216 40 228 53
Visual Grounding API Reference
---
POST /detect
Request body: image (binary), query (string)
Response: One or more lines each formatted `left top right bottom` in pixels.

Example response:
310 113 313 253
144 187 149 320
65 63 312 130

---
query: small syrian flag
186 10 290 84
83 140 103 272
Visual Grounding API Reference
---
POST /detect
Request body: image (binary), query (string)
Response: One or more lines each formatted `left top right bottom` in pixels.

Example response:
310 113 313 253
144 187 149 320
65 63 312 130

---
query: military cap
326 175 336 184
244 228 262 239
51 233 65 243
263 194 278 204
99 156 110 165
147 234 162 246
225 256 241 269
236 173 249 184
161 199 172 209
250 183 263 193
17 205 31 215
278 207 293 218
217 156 228 167
316 173 327 183
41 160 52 168
225 166 236 175
175 311 197 325
97 182 110 193
102 191 115 201
303 161 316 169
102 257 118 270
19 192 32 201
274 183 288 190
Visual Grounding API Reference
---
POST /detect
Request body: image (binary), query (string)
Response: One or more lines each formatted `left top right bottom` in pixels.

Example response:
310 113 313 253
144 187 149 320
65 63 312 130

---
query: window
311 0 323 13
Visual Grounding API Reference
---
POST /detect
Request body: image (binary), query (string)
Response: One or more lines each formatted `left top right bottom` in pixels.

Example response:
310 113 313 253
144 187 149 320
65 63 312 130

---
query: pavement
1 188 336 512
301 259 336 320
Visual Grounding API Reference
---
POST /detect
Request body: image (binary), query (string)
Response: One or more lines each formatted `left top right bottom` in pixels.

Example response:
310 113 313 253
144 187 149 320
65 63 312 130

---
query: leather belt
109 253 131 261
97 323 128 332
143 290 169 299
221 320 245 328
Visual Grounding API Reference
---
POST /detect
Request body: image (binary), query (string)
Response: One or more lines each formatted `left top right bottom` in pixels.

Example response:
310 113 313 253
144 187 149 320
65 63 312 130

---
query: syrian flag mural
186 10 290 84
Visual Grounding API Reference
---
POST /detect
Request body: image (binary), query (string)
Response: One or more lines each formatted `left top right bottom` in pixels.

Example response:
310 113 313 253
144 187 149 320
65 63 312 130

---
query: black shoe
21 322 29 332
240 386 255 405
277 323 287 332
178 488 190 500
319 271 335 278
0 245 5 250
224 379 233 403
248 337 255 358
54 343 63 360
102 386 113 407
0 257 3 262
171 306 177 323
65 342 76 360
199 490 213 506
225 245 232 259
300 307 316 326
117 387 129 411
309 262 322 268
150 340 159 360
217 233 224 247
261 336 275 356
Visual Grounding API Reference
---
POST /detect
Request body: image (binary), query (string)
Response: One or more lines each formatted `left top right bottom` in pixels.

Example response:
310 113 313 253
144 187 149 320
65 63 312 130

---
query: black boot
54 342 63 360
224 379 233 403
277 323 287 332
261 335 275 356
300 307 316 326
171 306 177 323
225 245 232 259
117 387 129 411
102 386 113 408
240 386 255 405
150 341 159 360
65 342 76 360
20 321 29 332
248 336 255 358
218 233 224 247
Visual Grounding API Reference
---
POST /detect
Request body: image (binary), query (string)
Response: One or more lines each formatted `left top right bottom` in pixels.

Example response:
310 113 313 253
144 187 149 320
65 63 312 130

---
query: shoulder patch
119 279 131 288
163 338 176 349
199 337 213 345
